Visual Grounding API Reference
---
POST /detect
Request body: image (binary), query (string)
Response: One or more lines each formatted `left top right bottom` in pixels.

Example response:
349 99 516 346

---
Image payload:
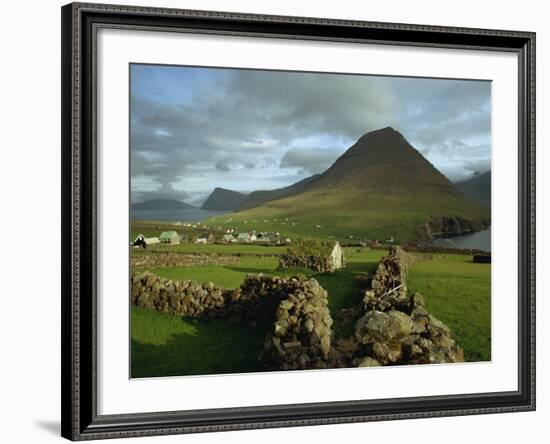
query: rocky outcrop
426 216 490 239
336 247 464 366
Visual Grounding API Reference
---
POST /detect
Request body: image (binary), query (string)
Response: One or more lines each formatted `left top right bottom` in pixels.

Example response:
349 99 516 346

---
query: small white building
237 232 250 242
132 234 160 248
195 238 208 244
237 232 256 242
159 231 181 245
223 234 236 243
329 242 345 270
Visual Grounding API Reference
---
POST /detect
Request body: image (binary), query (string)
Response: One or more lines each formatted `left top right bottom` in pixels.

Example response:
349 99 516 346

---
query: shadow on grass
345 261 380 274
131 315 271 378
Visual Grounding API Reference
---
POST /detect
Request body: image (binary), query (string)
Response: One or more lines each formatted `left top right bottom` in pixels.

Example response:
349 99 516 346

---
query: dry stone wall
131 272 338 371
227 275 313 322
278 254 337 273
131 272 229 317
132 246 464 372
132 253 239 269
259 277 338 370
338 247 464 366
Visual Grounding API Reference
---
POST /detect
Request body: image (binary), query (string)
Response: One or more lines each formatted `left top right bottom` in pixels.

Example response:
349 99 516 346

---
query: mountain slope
201 188 247 211
210 127 490 242
455 171 491 208
132 199 195 210
304 127 462 194
238 174 320 210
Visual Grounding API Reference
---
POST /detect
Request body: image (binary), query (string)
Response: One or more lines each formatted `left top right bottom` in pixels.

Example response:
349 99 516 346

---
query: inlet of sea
432 227 491 252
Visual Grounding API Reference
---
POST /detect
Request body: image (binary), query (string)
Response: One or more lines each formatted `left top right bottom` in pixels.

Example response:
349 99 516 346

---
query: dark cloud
130 66 491 202
280 147 343 175
462 158 492 176
215 160 232 172
132 182 191 203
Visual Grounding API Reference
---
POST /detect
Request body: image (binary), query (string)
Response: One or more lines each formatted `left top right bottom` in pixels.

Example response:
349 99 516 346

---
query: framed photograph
61 2 536 440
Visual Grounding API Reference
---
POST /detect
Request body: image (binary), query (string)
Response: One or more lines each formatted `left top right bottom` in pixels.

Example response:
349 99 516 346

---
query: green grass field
131 307 269 377
153 256 288 289
407 254 491 362
131 248 491 377
207 190 489 243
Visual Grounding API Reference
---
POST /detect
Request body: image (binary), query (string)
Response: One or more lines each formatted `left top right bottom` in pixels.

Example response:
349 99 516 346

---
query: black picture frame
61 2 536 440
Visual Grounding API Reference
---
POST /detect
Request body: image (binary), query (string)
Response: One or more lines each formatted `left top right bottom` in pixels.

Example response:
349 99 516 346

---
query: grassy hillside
209 189 488 243
238 174 320 210
207 128 489 242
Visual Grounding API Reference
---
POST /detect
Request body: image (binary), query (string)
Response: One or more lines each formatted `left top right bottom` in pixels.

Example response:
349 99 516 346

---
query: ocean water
432 228 491 252
131 208 230 222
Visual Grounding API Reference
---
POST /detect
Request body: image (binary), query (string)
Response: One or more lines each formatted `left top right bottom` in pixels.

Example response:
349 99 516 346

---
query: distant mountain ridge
238 174 321 210
455 171 491 208
201 188 248 211
132 198 196 210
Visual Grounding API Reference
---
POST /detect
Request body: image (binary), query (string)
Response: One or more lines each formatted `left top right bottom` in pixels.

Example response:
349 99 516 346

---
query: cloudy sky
130 64 491 204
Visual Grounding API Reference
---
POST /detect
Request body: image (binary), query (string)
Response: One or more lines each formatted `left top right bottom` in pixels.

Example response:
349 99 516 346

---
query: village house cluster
132 229 290 248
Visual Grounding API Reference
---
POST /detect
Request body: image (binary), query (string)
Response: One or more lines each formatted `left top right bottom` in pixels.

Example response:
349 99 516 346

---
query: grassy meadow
407 254 491 362
131 307 271 377
207 190 489 243
131 244 490 378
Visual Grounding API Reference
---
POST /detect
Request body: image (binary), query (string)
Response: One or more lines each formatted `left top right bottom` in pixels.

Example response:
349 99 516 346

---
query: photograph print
129 64 491 379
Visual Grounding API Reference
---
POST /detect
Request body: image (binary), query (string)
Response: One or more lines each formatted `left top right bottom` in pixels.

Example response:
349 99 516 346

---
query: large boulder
348 247 465 367
355 310 415 344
